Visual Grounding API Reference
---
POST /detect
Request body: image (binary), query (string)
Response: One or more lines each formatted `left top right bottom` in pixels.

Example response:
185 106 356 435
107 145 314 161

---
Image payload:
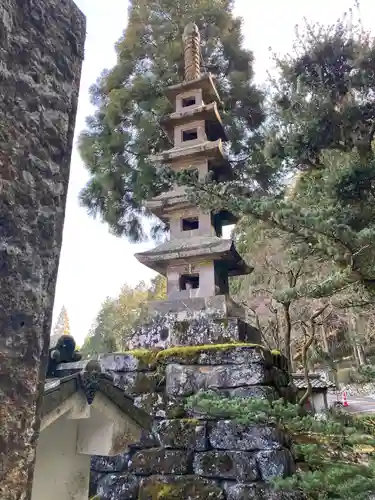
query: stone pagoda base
129 295 261 349
90 346 302 500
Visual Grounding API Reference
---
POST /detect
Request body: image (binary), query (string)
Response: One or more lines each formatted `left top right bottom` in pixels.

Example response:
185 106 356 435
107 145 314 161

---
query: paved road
327 392 375 414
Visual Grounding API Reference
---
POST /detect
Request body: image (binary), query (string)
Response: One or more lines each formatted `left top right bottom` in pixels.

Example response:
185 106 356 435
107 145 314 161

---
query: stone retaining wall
90 345 301 500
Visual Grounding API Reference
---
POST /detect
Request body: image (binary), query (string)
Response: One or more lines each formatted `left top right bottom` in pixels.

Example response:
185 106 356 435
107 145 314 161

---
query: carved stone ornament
79 360 102 404
46 334 82 377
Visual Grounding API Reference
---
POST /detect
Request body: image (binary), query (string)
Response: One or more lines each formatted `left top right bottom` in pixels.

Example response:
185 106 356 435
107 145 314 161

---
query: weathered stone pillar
0 1 86 499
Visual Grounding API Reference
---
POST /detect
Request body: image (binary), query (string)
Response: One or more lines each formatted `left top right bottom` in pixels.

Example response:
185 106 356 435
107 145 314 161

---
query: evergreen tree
193 9 375 301
78 0 266 242
52 306 71 337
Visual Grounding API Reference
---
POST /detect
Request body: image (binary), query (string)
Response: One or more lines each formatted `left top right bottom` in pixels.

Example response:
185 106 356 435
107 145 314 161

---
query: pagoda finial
183 22 201 82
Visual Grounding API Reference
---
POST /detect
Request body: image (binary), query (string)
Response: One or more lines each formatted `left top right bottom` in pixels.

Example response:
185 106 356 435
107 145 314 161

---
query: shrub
187 392 375 500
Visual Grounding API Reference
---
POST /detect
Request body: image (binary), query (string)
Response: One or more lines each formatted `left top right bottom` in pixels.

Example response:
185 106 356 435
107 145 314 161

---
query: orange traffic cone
342 391 349 407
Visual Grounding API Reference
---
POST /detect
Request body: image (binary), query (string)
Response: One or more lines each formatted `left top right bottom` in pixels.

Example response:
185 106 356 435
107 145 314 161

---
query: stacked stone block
90 346 301 500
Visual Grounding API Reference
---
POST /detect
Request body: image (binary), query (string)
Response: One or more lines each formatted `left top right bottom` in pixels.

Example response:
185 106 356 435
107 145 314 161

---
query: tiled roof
292 373 336 390
43 362 152 430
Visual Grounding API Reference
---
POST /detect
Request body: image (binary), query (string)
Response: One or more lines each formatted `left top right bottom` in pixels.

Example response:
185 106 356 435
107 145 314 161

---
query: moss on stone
155 342 264 363
142 482 183 499
122 348 160 367
121 343 268 370
139 476 224 500
180 417 199 424
157 485 175 498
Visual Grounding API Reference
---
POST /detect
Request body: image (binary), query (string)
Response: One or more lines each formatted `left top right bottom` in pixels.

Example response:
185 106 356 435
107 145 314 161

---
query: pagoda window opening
182 217 199 231
182 128 198 142
179 274 199 291
182 95 196 107
212 213 223 237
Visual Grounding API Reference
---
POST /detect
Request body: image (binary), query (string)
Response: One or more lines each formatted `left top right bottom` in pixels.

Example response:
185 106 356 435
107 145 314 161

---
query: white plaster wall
32 415 90 500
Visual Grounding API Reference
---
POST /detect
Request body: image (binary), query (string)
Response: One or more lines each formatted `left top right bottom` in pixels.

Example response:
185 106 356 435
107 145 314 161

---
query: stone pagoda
134 23 260 347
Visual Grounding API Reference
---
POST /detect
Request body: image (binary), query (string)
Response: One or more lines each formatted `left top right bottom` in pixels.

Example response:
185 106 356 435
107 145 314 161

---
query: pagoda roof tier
145 185 187 221
144 186 238 225
149 138 225 164
165 73 222 105
134 236 252 276
160 102 227 142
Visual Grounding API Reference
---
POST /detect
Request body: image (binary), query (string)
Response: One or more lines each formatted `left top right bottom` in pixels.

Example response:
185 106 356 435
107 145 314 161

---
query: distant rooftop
292 373 336 390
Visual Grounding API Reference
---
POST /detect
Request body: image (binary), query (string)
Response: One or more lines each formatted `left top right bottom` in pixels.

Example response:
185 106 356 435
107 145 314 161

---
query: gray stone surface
134 392 166 418
130 449 191 475
256 449 295 481
127 429 159 451
0 0 85 497
226 386 279 400
223 483 260 500
89 472 104 498
89 351 298 499
194 451 258 481
112 371 159 395
158 345 271 366
100 353 152 372
223 482 305 500
197 346 271 366
154 419 207 450
209 421 285 451
91 453 129 473
149 294 240 318
129 313 261 349
166 363 272 397
97 473 139 499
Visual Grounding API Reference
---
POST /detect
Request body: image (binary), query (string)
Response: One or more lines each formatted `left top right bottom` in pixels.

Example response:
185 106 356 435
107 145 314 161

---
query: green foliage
350 363 375 383
187 391 375 499
80 275 166 357
191 10 375 301
79 0 265 241
268 11 375 168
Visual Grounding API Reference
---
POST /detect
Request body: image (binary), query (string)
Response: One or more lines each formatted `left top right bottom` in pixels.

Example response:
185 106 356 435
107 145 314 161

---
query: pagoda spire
183 23 201 82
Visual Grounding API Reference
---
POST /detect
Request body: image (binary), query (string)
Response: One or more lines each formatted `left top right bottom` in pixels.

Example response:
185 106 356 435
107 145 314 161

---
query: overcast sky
52 0 375 345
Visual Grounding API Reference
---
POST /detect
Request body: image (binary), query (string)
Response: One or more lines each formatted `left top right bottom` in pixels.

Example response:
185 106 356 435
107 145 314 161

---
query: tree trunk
299 330 314 407
356 314 367 366
348 313 360 368
0 3 85 499
357 344 367 366
348 313 367 367
299 306 328 407
282 302 293 372
320 324 330 353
